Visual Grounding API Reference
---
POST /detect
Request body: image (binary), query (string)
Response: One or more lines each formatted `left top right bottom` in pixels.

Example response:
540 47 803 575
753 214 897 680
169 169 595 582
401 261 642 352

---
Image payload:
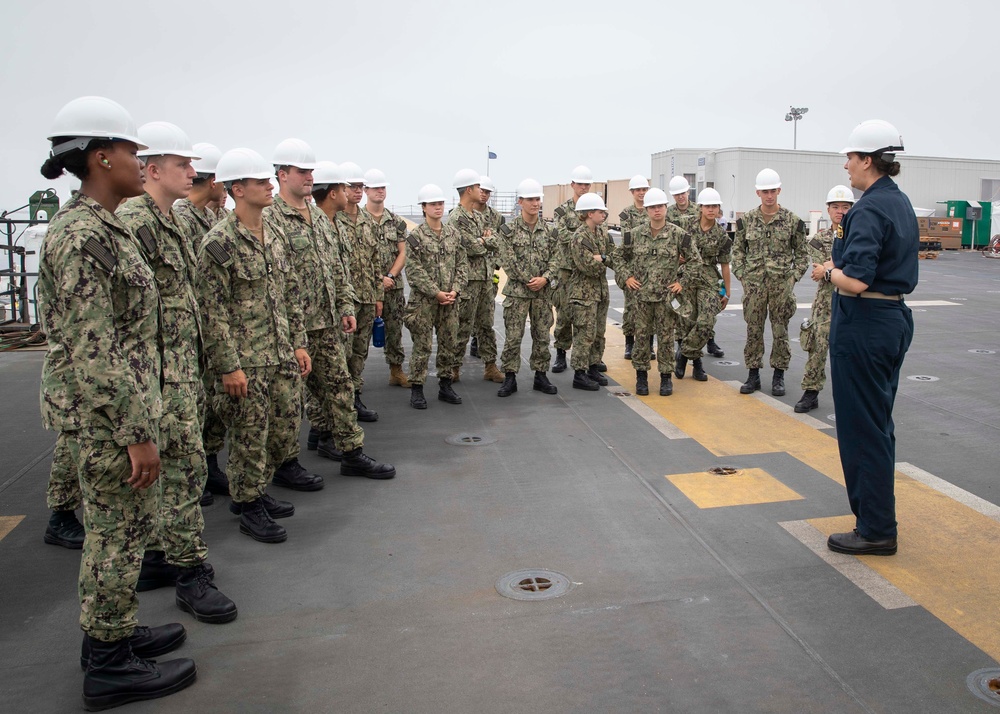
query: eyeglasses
347 183 364 190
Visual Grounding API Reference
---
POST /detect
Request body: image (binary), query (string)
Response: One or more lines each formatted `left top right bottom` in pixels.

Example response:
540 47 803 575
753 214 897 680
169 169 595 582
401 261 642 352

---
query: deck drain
611 390 632 397
906 375 940 382
707 466 739 476
967 668 1000 707
969 349 997 354
715 360 740 367
445 432 497 446
496 569 573 601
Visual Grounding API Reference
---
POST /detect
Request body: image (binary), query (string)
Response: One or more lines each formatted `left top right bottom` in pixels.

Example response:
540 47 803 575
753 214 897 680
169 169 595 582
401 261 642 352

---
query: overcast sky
2 0 997 216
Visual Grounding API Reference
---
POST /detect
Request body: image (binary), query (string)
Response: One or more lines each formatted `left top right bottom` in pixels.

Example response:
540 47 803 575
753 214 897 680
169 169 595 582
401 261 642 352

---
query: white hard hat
364 168 388 188
192 143 222 175
575 193 607 212
47 96 147 155
668 176 690 195
629 175 650 190
418 184 446 204
453 168 480 189
272 138 319 170
826 185 856 204
643 188 669 208
755 168 781 190
215 148 274 183
516 178 544 199
338 161 364 183
697 188 722 206
137 122 201 159
840 119 905 156
313 161 343 187
570 165 594 183
479 175 496 192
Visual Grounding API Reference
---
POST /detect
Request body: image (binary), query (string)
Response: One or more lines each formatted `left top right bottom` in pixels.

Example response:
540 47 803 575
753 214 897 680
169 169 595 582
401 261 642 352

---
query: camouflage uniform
38 193 162 642
618 204 647 338
196 215 306 504
46 432 81 510
567 222 616 371
732 207 807 370
447 205 498 366
800 227 836 392
497 217 559 373
337 209 384 391
666 202 699 227
677 221 731 360
552 199 582 351
265 197 363 453
118 193 208 568
403 222 468 384
620 222 700 371
364 207 408 367
481 204 506 300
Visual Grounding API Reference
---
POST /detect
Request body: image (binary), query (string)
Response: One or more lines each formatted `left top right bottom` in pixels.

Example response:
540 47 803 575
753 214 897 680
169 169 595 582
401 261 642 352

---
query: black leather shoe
410 384 427 409
635 371 649 396
706 339 725 358
552 348 567 373
692 358 708 381
199 490 214 507
497 372 517 397
83 637 196 711
674 346 687 379
588 365 608 386
469 336 479 358
740 369 761 394
573 369 600 391
80 623 186 671
229 492 294 519
238 498 287 543
659 373 673 396
595 360 608 372
533 371 557 394
623 335 634 360
827 529 897 556
341 448 396 479
205 454 229 496
306 426 321 450
794 389 819 413
136 550 178 592
44 509 85 549
316 431 343 461
772 368 786 397
272 458 324 491
354 391 379 422
176 564 238 624
438 378 462 404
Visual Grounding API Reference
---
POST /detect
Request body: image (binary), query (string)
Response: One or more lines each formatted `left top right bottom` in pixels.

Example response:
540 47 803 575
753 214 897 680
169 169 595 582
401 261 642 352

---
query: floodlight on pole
784 106 808 149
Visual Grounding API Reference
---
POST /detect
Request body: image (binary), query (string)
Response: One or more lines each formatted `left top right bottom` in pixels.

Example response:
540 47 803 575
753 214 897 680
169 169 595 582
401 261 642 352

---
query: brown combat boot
483 363 505 383
388 364 410 387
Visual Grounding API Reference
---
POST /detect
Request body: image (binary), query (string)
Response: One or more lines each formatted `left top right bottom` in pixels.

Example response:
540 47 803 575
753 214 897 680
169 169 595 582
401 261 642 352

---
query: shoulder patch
619 209 629 222
622 230 632 247
808 237 825 252
205 240 231 266
406 233 420 251
499 223 512 237
135 225 156 255
554 206 566 219
797 219 806 234
82 236 117 272
736 218 744 231
549 227 559 240
681 235 692 251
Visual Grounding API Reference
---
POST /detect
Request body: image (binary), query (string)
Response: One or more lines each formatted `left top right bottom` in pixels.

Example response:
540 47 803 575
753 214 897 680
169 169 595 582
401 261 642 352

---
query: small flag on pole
488 151 498 159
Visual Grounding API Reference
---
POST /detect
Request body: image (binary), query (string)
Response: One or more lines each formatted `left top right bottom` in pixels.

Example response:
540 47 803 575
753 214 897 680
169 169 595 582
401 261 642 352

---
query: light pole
784 106 808 149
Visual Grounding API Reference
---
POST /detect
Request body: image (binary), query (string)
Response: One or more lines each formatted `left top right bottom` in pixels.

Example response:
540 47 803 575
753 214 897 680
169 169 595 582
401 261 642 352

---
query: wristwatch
386 272 395 279
824 268 832 283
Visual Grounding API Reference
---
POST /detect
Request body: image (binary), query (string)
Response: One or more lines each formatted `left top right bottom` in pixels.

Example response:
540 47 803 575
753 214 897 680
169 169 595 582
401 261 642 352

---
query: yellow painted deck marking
0 515 25 542
667 467 803 509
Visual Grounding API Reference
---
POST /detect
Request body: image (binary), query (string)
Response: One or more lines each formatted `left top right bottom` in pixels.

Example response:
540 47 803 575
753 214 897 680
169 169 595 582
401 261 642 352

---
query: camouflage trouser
405 296 460 385
147 381 208 567
677 286 722 360
307 327 365 452
500 295 554 373
201 369 227 457
741 274 797 370
569 294 609 371
70 434 157 642
348 302 377 391
631 301 677 373
46 432 81 511
382 287 407 366
801 285 833 391
455 280 498 365
216 364 301 503
621 290 637 337
551 278 573 350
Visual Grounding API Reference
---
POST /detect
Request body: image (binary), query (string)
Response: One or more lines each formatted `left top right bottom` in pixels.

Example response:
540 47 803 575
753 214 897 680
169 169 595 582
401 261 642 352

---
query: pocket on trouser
799 319 815 351
159 384 203 457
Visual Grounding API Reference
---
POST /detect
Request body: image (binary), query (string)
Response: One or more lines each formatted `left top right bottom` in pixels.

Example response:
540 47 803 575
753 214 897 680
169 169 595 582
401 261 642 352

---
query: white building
651 147 1000 224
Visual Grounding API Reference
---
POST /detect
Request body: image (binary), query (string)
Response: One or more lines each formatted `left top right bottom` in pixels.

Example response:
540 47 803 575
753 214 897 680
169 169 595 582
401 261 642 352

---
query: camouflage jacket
363 206 407 292
447 204 496 282
687 220 732 287
566 224 616 303
38 193 162 445
497 216 559 299
173 198 217 246
807 226 837 301
336 208 384 304
553 198 583 275
618 204 647 232
265 196 356 332
666 202 699 228
621 221 701 302
481 205 506 270
196 214 306 373
732 206 808 281
118 193 202 384
404 222 468 299
214 205 230 223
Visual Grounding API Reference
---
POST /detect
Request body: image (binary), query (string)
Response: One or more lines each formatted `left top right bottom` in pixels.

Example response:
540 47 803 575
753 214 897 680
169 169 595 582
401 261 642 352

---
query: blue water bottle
372 316 386 348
